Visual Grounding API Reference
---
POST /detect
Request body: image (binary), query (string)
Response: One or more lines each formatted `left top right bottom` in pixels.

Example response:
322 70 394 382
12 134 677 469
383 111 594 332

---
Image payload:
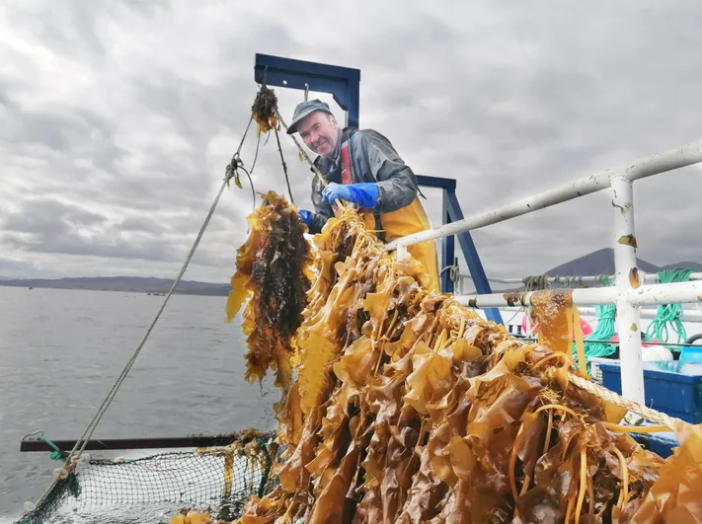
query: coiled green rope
646 268 697 348
35 435 67 461
573 276 617 373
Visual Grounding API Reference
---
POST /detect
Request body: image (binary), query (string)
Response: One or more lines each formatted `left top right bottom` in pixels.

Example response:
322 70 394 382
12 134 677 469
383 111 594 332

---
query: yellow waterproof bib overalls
339 136 440 293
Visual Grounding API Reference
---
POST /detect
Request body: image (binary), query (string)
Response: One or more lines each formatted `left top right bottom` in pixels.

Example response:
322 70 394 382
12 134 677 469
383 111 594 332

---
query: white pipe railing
496 306 702 323
455 281 702 308
387 136 702 405
458 272 702 285
386 137 702 250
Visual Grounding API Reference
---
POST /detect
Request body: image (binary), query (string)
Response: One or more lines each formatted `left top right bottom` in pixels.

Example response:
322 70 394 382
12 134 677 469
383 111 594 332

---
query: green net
15 432 279 524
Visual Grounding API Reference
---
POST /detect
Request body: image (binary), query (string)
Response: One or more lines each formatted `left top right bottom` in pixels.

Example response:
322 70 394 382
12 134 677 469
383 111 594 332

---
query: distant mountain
545 248 701 279
545 248 660 277
0 276 231 296
2 249 700 296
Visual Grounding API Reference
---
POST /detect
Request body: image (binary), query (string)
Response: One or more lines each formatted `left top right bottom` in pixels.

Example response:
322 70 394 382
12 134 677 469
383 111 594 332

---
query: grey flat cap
286 99 333 135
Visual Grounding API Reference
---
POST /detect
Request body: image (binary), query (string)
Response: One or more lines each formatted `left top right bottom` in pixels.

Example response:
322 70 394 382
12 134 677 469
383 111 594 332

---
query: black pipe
687 333 702 345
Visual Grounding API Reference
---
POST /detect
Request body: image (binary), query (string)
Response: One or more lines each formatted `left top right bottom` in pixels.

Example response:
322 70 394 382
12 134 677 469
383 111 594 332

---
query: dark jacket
308 128 422 234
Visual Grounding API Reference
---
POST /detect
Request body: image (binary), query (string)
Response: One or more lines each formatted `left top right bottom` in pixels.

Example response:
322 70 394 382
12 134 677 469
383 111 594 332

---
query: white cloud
2 0 702 283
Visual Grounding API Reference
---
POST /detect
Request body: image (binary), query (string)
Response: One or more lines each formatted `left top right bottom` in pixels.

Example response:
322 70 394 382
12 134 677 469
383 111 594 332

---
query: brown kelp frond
252 87 279 135
225 191 312 390
217 197 702 524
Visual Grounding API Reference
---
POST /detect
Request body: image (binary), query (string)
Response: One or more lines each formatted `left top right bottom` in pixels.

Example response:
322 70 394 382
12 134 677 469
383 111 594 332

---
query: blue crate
599 360 702 424
680 344 702 362
631 431 678 458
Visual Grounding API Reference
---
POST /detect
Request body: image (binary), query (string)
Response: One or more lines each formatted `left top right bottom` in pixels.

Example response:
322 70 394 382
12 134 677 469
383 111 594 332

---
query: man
286 99 440 292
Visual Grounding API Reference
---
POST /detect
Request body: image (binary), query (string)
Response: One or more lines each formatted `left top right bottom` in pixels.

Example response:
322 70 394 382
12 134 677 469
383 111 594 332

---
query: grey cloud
121 0 172 15
0 92 127 176
3 199 107 235
4 0 107 63
3 231 184 264
2 0 702 283
118 216 164 234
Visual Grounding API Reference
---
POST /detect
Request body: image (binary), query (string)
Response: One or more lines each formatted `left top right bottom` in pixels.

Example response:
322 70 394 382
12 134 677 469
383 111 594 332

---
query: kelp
221 196 702 523
252 86 279 135
225 191 313 390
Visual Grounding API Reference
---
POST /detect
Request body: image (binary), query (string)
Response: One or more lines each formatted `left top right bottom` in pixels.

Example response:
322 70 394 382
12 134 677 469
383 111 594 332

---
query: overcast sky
2 0 701 284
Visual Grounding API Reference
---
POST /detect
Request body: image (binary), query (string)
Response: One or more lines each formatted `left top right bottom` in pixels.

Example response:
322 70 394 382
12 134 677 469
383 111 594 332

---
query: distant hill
546 248 660 277
546 248 701 278
2 249 700 296
0 276 231 296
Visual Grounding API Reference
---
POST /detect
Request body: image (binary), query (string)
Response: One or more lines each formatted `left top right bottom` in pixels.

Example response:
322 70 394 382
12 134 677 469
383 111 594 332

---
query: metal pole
611 176 644 404
496 306 702 322
458 272 702 285
455 287 618 307
626 281 702 305
455 281 702 308
387 137 702 249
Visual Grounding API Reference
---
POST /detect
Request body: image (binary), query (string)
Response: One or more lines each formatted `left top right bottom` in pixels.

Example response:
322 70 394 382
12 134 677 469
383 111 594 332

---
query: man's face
297 111 339 158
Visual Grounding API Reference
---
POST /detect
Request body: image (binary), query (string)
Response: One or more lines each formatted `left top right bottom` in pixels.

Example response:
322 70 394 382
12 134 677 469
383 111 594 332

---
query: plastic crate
681 344 702 362
599 361 702 424
589 357 618 385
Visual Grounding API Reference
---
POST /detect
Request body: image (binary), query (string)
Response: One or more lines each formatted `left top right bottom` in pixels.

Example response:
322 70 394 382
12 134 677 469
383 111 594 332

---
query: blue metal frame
254 54 360 129
416 175 502 324
254 55 503 325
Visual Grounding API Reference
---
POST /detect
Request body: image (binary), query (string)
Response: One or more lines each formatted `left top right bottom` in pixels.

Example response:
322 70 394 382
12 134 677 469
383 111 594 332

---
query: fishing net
15 432 279 524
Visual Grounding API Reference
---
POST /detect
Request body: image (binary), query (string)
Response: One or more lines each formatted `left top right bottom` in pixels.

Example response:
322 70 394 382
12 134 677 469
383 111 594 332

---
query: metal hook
304 83 309 101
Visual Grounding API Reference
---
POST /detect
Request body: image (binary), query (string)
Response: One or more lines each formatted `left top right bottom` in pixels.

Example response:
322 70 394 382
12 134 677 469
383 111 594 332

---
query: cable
273 125 295 205
26 97 263 514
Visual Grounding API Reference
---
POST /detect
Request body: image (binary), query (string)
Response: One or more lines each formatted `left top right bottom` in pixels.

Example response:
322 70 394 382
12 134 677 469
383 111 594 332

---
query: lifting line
25 85 266 514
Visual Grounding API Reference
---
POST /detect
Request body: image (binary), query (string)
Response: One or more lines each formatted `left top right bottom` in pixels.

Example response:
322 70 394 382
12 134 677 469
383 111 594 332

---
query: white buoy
53 467 68 480
23 501 37 511
642 345 674 361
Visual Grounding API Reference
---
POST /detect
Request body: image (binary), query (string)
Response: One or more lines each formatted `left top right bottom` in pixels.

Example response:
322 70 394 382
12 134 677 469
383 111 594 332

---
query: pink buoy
522 316 593 337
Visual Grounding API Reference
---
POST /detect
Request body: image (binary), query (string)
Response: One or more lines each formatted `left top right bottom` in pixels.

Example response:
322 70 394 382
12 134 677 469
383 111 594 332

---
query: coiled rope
573 275 617 373
646 268 697 348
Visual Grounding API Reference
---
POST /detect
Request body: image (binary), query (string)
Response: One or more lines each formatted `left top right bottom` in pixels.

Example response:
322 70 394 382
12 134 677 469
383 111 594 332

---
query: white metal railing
497 306 702 323
387 137 702 404
458 272 702 286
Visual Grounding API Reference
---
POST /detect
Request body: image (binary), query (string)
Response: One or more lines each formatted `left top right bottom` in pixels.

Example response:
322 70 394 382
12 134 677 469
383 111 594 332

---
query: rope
646 268 697 348
523 275 551 291
34 435 67 461
273 125 295 205
227 154 256 214
440 262 460 294
568 374 683 430
574 276 617 373
27 93 263 514
249 130 262 175
274 108 329 187
522 275 551 337
256 437 272 498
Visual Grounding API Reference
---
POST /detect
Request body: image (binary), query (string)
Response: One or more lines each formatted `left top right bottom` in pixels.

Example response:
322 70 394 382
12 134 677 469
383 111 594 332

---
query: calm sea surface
0 286 278 521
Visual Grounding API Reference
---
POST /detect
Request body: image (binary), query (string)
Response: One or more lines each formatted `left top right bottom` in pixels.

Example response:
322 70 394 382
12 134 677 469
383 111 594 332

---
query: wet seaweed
214 198 702 524
252 87 279 136
225 191 313 391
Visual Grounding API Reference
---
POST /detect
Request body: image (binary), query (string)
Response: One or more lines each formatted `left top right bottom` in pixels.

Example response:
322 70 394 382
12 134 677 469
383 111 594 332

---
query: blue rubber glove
322 182 379 208
298 209 313 227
